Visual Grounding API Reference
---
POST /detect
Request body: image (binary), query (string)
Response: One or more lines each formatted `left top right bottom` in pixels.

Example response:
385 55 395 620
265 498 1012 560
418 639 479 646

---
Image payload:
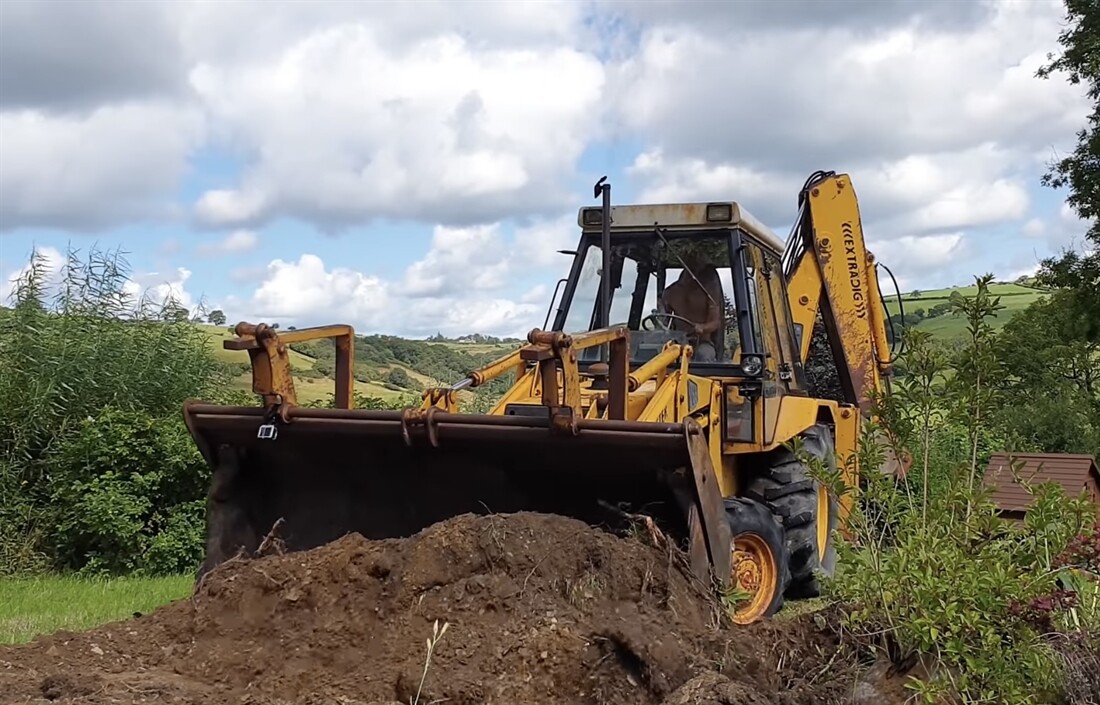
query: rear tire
724 497 791 624
744 423 839 599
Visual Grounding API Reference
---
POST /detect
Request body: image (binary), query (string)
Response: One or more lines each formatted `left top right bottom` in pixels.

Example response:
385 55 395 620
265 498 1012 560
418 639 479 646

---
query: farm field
883 281 1048 339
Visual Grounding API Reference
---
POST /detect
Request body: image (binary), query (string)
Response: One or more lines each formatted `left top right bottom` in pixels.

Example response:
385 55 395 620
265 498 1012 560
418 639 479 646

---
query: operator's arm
697 269 723 336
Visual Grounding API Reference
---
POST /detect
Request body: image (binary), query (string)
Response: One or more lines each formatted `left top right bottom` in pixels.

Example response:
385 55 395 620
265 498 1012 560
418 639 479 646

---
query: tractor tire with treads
744 423 839 599
724 497 791 624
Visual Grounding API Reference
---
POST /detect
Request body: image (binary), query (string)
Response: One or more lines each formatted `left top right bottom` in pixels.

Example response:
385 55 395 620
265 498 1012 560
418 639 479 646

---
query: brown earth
0 512 889 705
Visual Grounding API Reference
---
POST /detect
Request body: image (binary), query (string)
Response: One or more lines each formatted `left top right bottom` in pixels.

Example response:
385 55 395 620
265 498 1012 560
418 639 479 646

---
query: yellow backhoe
183 170 907 624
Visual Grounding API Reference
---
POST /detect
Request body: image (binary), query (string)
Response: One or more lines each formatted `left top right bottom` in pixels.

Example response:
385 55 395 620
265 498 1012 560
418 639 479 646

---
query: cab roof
577 201 785 254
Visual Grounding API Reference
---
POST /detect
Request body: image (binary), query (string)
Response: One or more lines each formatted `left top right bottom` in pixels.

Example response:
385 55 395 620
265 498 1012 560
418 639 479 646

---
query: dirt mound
0 512 863 705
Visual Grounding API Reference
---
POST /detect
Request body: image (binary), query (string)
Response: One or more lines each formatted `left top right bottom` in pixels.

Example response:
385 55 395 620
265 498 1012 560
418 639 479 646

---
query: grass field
200 324 424 403
0 575 192 645
883 281 1048 339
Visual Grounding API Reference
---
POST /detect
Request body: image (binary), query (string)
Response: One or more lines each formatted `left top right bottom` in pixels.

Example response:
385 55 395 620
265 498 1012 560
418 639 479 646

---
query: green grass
883 281 1048 340
0 575 192 645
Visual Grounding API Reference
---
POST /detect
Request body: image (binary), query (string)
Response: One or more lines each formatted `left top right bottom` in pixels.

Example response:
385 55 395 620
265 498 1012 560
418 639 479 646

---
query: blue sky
0 0 1092 338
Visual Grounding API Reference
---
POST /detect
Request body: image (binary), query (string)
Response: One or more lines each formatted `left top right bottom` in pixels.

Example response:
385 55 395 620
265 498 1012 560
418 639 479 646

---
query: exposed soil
0 512 885 705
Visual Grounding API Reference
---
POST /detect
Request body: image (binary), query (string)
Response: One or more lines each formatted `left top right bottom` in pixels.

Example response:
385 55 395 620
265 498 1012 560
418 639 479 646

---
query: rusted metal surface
333 334 353 410
400 407 442 447
686 503 711 584
574 202 785 254
607 336 629 421
183 397 709 579
684 417 732 587
225 321 357 417
224 323 355 350
527 329 569 347
420 387 459 413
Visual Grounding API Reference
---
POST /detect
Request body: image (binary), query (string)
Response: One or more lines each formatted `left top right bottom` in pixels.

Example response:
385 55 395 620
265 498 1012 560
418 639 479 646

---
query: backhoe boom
785 171 893 417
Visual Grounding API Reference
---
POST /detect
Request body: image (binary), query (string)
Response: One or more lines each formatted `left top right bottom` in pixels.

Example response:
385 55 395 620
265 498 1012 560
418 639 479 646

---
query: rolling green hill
1 274 1050 410
881 280 1049 340
200 324 517 407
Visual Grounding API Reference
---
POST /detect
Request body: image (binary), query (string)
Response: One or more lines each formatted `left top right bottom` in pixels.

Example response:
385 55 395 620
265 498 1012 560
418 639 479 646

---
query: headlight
581 208 603 226
706 203 733 222
740 353 763 376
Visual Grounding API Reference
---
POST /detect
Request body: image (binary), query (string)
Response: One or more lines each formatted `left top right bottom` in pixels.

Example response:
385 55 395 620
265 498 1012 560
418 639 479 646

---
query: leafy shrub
808 276 1098 705
0 246 224 575
47 407 210 574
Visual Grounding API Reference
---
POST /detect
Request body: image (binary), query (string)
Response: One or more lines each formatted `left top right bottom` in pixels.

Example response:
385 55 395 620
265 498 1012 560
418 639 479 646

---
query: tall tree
1036 0 1100 339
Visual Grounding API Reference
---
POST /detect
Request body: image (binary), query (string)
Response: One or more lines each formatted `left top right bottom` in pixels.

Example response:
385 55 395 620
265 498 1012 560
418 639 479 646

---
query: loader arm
784 171 893 417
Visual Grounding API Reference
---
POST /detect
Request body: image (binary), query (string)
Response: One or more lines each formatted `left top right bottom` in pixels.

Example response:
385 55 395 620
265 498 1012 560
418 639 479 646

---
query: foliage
302 389 419 410
806 276 1098 705
1035 0 1100 341
0 246 227 576
991 288 1100 457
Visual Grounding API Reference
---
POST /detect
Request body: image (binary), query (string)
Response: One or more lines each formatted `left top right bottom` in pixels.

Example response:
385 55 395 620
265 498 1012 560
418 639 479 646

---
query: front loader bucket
183 402 732 586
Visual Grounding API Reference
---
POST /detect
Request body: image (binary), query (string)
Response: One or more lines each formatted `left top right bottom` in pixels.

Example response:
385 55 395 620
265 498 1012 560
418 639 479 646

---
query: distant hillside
4 272 1046 411
882 279 1049 341
201 325 516 407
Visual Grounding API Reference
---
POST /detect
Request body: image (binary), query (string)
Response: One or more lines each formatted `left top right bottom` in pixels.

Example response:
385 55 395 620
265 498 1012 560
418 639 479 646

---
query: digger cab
555 202 808 386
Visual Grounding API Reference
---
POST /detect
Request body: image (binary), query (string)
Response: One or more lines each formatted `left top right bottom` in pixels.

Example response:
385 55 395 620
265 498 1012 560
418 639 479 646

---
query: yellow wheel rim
729 533 778 625
816 483 830 559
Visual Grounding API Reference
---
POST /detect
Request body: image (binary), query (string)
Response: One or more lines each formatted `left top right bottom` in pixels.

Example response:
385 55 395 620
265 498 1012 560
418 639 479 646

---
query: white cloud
611 1 1084 172
226 250 546 338
0 0 187 111
196 229 260 257
869 233 967 273
236 253 390 323
125 267 197 313
2 245 65 304
605 0 1086 290
399 224 511 298
0 103 204 231
189 24 604 229
1 0 1094 337
513 214 579 268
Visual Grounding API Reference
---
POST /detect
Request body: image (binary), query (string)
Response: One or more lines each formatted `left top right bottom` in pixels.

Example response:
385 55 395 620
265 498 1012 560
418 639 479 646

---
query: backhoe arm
784 172 893 417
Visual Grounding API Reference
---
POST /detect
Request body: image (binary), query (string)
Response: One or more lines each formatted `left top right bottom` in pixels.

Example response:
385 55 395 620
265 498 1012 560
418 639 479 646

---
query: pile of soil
0 512 874 704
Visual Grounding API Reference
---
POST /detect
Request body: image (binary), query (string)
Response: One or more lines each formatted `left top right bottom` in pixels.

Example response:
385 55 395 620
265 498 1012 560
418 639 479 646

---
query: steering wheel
640 312 697 331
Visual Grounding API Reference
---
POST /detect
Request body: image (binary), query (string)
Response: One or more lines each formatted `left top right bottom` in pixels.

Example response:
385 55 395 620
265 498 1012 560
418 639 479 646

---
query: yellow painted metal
729 533 779 625
787 249 824 364
864 253 893 371
639 372 680 423
798 174 886 417
816 485 830 560
832 405 861 530
628 342 683 391
225 322 356 412
469 348 525 387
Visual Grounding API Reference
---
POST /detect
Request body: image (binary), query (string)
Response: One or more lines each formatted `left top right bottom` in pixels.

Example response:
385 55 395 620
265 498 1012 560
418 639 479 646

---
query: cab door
743 240 794 447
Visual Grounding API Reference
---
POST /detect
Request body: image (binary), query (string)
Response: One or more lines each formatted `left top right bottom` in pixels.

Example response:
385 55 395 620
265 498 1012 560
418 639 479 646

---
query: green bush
0 246 225 575
47 407 209 574
807 276 1099 705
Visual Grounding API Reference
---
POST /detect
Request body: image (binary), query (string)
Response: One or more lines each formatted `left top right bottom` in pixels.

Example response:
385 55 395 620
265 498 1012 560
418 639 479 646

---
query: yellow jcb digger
182 170 908 624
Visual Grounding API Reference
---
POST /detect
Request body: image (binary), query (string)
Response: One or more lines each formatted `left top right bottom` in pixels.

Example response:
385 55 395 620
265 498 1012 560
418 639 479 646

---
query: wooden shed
982 452 1100 521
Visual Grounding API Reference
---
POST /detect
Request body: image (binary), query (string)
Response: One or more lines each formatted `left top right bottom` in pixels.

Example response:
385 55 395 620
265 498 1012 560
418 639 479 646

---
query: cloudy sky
0 0 1091 338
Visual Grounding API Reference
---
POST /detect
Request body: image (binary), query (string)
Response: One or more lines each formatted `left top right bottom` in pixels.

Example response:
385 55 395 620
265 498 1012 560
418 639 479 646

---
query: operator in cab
659 251 724 363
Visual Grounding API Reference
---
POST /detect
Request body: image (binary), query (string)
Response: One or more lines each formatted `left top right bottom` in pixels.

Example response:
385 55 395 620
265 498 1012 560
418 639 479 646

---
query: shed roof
982 452 1100 512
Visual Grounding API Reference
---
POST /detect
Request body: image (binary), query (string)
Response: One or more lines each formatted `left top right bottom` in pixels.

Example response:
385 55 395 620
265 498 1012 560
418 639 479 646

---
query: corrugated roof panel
982 453 1100 512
